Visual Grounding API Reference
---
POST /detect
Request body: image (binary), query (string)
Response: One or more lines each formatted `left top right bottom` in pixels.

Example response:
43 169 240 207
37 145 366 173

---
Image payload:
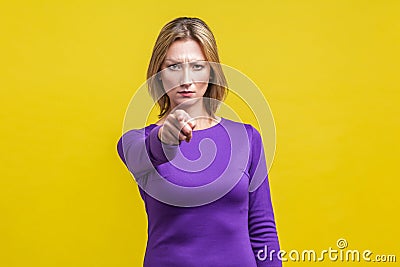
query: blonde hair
147 17 228 118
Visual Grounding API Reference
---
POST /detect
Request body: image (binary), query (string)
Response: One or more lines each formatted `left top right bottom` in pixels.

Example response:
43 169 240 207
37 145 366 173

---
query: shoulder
221 117 261 143
116 124 158 158
118 124 157 141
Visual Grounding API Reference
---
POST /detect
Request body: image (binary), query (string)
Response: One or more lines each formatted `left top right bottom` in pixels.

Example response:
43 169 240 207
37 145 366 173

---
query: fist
158 109 196 145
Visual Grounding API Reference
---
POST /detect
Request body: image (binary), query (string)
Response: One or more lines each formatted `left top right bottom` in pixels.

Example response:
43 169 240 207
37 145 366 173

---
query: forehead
165 39 206 62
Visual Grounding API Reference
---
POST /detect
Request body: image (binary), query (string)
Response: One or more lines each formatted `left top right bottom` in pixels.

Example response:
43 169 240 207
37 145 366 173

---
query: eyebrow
164 58 207 63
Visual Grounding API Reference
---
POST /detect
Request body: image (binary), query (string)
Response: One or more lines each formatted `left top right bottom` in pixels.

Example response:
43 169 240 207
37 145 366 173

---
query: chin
172 97 202 107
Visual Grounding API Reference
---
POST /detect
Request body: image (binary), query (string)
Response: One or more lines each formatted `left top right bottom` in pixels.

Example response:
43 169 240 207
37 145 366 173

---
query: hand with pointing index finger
158 109 196 145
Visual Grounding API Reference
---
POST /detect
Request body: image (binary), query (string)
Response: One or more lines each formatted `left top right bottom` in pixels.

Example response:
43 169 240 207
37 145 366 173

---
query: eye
192 64 205 70
167 63 181 71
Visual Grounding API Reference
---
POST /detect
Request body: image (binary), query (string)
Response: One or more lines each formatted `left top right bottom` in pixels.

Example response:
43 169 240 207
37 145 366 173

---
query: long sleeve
116 125 179 178
248 126 282 267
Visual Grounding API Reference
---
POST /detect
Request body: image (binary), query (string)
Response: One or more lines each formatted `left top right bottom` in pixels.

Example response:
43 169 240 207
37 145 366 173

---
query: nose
181 63 192 86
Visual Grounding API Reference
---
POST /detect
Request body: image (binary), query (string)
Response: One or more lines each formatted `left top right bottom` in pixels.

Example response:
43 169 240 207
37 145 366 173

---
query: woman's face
160 38 211 111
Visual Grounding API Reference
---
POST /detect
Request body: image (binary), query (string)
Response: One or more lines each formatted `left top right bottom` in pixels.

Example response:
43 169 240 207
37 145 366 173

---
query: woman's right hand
158 109 196 145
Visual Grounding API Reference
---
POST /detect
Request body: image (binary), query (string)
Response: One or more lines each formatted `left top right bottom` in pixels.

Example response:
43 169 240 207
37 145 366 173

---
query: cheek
194 82 209 95
195 67 211 91
192 69 210 82
161 73 180 93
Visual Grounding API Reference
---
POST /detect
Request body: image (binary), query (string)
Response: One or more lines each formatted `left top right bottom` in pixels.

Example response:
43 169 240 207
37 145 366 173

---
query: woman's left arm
247 126 282 267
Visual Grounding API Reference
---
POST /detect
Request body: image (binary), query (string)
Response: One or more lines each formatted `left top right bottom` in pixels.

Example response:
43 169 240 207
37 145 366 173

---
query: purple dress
117 117 282 267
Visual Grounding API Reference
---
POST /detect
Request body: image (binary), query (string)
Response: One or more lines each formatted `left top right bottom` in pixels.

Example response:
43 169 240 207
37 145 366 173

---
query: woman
117 17 281 267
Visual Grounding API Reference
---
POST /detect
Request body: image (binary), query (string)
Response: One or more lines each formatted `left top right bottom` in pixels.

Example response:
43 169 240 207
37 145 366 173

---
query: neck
160 100 219 129
171 98 212 120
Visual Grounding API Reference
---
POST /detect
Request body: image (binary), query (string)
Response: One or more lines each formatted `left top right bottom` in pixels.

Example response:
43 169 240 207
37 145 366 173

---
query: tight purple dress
117 117 282 266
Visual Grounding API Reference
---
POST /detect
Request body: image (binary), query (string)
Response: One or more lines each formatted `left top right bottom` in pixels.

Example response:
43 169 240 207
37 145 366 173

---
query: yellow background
1 0 399 266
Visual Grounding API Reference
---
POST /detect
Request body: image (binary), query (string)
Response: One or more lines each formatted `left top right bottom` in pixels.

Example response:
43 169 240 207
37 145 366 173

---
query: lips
178 91 195 97
178 91 194 93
